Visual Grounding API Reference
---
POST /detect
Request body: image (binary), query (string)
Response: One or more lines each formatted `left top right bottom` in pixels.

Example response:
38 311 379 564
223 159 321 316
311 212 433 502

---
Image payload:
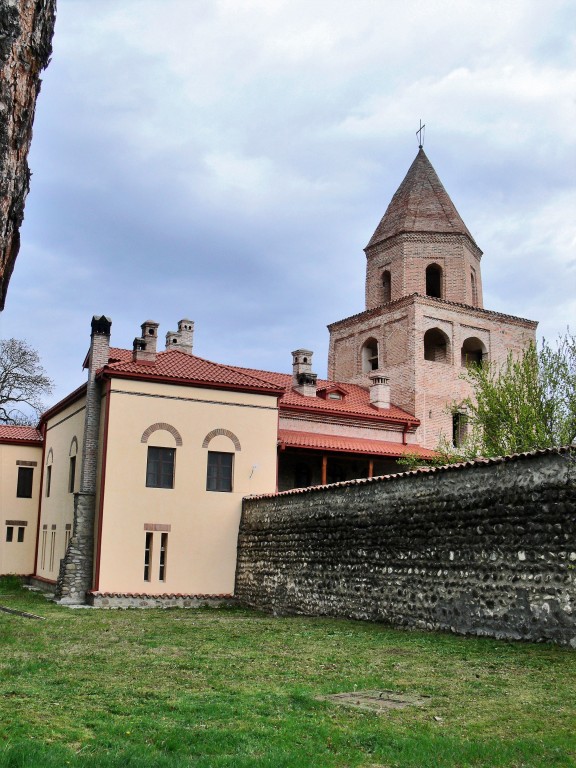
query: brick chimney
369 372 391 409
292 349 317 397
133 320 159 363
165 318 194 354
55 314 111 605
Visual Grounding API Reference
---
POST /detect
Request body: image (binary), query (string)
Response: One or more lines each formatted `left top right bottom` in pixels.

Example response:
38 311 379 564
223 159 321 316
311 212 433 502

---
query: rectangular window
40 527 47 570
46 466 52 497
452 412 468 448
49 530 56 571
17 526 25 543
16 467 34 498
146 447 175 489
159 533 168 582
206 451 233 492
144 532 153 581
5 526 13 543
68 456 76 493
65 524 72 551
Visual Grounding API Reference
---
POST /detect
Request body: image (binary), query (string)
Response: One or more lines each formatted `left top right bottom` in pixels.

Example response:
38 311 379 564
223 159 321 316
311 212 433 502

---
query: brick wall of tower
328 298 418 417
412 299 536 447
365 234 483 310
328 296 537 449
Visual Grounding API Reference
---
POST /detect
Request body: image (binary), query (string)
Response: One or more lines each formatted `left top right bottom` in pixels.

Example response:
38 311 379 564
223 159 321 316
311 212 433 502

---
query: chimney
165 318 194 355
87 315 111 377
55 315 111 605
369 371 391 409
133 320 159 363
292 349 317 397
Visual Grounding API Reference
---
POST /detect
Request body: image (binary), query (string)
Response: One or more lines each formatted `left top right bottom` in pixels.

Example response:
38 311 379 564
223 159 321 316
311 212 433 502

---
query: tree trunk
0 0 56 310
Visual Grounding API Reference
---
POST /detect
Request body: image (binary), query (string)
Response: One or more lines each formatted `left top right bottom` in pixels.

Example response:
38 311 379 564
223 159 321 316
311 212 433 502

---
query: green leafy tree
0 338 53 425
399 332 576 470
464 332 576 456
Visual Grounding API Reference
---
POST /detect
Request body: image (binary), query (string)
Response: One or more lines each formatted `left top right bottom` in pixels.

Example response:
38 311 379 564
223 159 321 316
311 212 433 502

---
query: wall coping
246 445 575 501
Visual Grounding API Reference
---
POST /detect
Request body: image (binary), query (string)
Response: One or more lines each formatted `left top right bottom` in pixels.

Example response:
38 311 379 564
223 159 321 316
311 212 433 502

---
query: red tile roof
107 347 133 364
228 365 418 425
99 348 418 426
278 429 435 458
0 425 43 444
101 350 285 396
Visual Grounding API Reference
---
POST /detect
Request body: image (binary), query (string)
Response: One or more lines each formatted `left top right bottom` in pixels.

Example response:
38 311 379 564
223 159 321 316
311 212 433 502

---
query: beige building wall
95 378 279 595
35 396 86 581
0 442 42 574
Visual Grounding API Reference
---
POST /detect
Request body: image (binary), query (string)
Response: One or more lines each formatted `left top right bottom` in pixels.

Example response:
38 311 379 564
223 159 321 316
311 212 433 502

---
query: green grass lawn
0 577 574 768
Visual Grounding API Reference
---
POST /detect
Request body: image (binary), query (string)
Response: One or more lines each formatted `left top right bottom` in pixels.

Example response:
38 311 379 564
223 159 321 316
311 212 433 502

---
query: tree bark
0 0 56 310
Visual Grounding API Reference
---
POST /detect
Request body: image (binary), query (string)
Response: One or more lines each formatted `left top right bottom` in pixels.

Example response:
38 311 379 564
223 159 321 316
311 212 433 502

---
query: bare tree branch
0 337 53 424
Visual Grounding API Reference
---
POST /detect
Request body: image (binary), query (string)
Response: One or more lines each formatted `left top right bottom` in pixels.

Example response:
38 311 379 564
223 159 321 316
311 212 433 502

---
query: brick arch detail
202 428 241 452
69 436 78 457
46 448 54 465
140 423 183 446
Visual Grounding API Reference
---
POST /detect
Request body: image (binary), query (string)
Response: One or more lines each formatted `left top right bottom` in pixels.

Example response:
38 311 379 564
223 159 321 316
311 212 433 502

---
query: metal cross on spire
416 119 426 149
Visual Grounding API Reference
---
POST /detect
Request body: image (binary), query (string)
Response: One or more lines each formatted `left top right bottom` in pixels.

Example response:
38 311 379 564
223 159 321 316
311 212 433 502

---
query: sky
0 0 575 408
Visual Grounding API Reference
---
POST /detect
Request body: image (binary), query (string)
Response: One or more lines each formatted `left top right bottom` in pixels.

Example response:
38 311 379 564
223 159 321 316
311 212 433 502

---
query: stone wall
236 447 576 646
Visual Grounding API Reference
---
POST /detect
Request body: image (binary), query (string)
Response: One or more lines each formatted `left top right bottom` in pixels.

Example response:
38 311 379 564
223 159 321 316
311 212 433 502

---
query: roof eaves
279 401 419 426
98 367 284 397
0 434 43 447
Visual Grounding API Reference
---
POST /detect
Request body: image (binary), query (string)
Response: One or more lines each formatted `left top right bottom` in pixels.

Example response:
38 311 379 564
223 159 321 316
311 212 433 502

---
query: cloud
1 0 574 406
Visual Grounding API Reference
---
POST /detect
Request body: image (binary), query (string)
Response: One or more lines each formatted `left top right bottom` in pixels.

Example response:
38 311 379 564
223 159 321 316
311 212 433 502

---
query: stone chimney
165 318 194 354
292 349 317 397
369 372 391 409
133 320 159 363
55 315 111 605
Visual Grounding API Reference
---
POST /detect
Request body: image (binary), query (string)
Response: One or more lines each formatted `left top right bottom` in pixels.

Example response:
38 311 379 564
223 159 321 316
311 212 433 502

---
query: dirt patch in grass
319 690 431 713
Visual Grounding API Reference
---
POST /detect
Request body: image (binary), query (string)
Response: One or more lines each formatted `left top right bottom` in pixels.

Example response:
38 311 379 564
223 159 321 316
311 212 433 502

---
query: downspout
402 424 409 445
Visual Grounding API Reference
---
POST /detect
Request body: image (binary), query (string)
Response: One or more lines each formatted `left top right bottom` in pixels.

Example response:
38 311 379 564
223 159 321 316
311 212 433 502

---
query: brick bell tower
327 146 537 449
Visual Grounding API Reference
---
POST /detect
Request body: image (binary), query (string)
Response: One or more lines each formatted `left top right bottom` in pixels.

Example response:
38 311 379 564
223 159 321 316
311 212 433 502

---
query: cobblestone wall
236 448 576 646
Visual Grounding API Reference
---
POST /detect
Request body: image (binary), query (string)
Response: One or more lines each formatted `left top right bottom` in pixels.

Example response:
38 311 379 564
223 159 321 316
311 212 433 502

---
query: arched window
470 269 478 307
141 423 182 490
424 328 450 363
382 270 391 303
361 338 379 372
426 264 442 299
461 337 486 367
68 437 78 494
202 429 241 492
45 449 53 498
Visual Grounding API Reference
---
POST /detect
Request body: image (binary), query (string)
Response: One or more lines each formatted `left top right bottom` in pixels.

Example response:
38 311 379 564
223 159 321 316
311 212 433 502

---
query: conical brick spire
366 148 478 250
